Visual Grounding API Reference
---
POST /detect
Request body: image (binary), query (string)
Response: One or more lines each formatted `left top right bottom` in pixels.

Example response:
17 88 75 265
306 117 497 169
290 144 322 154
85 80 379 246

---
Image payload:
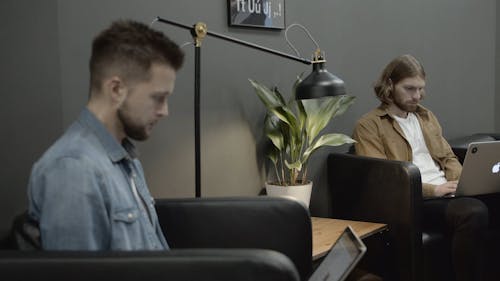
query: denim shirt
28 108 169 250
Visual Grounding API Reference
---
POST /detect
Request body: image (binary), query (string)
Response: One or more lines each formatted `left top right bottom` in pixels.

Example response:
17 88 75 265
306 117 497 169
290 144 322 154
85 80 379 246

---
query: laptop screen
309 226 367 281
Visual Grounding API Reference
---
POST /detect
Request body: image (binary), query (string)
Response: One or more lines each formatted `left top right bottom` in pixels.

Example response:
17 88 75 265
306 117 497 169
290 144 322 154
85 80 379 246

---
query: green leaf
251 79 301 138
264 115 285 151
303 98 328 144
266 130 285 151
304 95 356 145
302 133 356 162
331 95 356 119
285 159 302 171
291 75 307 131
267 146 279 164
270 106 297 129
249 79 285 110
268 106 302 151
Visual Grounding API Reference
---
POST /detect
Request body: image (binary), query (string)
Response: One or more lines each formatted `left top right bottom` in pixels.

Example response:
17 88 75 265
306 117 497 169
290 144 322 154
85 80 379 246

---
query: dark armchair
0 196 312 281
327 133 500 281
328 152 425 281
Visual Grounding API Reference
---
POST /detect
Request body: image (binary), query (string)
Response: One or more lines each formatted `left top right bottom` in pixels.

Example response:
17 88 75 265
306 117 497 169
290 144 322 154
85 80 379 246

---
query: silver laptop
454 141 500 197
309 226 367 281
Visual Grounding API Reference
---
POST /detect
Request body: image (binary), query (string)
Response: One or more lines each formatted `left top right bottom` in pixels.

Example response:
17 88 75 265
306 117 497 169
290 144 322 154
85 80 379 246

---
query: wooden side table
311 217 387 260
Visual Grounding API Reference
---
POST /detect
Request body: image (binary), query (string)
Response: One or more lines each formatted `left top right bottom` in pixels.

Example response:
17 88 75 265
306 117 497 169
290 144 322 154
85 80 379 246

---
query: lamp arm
155 17 312 65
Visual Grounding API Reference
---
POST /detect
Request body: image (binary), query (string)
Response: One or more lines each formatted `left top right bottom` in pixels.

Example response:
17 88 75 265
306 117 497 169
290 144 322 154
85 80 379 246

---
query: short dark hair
373 54 426 104
89 20 184 91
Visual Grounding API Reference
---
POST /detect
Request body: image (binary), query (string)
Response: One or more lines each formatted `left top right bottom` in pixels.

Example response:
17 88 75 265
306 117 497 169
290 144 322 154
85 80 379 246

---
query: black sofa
0 196 312 281
327 134 500 281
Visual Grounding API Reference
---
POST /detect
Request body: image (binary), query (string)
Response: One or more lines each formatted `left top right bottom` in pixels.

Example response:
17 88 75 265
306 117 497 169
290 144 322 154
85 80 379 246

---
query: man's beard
118 107 149 141
393 98 418 113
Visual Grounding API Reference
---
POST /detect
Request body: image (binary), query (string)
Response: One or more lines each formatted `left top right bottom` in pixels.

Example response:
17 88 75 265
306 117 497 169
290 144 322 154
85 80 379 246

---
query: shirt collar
77 108 138 162
374 103 429 119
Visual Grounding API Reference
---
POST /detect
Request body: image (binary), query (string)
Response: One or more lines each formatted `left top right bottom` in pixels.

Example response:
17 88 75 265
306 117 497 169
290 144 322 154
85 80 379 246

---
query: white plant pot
265 181 313 208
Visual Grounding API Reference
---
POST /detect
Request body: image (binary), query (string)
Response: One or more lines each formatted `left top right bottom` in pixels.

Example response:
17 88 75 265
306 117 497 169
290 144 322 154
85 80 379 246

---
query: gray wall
1 0 497 236
497 0 500 132
0 0 62 236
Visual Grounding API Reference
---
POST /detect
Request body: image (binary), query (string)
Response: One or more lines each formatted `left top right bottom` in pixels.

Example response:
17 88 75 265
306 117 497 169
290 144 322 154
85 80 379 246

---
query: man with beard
352 54 489 281
27 20 184 250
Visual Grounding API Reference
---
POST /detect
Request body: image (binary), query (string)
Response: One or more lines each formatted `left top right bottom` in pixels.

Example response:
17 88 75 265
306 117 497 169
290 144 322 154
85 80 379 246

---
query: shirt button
128 213 133 219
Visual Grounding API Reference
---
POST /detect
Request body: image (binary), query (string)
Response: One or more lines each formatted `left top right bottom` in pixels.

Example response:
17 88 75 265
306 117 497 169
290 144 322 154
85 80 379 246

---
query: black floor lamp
153 17 346 197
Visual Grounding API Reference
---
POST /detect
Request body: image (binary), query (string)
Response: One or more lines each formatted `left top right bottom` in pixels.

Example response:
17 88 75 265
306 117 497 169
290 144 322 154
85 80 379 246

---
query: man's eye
153 95 165 103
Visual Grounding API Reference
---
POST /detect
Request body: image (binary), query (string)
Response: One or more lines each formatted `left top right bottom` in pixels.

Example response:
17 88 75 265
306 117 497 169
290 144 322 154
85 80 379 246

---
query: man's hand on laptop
434 181 458 197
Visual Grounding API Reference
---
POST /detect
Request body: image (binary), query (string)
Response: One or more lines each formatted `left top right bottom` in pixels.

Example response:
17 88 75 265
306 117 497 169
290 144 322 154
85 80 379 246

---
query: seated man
352 54 488 281
27 20 184 250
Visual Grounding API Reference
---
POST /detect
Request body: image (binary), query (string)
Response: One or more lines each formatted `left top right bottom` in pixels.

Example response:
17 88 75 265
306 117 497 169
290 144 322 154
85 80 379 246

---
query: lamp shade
296 61 346 99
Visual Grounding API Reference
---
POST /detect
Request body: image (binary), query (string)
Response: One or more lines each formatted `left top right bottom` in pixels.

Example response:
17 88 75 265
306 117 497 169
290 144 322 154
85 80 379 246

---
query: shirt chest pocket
381 130 410 158
111 207 148 250
112 208 140 224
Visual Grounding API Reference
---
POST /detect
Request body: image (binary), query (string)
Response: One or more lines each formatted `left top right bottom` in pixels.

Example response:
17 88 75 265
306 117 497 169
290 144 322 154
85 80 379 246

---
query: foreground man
28 20 184 250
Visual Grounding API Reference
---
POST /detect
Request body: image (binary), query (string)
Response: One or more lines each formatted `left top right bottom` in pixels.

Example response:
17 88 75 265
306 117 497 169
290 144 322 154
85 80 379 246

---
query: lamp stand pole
192 23 207 197
194 45 201 197
155 18 207 197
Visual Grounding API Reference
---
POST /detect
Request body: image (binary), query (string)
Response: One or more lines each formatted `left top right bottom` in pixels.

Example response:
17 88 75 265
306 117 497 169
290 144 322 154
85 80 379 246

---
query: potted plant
250 77 356 207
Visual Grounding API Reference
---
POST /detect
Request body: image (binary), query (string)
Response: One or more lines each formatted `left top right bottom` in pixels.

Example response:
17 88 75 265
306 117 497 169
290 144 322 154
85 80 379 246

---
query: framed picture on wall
228 0 285 30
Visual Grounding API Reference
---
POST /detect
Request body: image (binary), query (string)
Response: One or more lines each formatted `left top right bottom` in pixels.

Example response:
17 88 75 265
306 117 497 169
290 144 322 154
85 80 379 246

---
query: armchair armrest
327 153 423 281
2 197 308 281
155 196 312 281
0 249 300 281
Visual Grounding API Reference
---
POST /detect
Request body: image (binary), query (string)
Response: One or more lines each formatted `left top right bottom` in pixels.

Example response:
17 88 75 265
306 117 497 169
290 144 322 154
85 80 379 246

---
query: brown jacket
352 104 462 198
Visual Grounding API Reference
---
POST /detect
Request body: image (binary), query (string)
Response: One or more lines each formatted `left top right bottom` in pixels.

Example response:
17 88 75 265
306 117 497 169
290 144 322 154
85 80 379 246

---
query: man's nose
412 90 423 100
158 102 168 117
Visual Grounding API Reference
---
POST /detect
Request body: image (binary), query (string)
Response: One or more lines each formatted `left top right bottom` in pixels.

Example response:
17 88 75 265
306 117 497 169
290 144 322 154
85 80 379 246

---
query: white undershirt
393 113 447 186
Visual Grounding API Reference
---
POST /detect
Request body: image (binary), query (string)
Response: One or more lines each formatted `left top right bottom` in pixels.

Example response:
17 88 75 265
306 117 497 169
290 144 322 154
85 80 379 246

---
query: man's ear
105 76 127 105
386 79 394 102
